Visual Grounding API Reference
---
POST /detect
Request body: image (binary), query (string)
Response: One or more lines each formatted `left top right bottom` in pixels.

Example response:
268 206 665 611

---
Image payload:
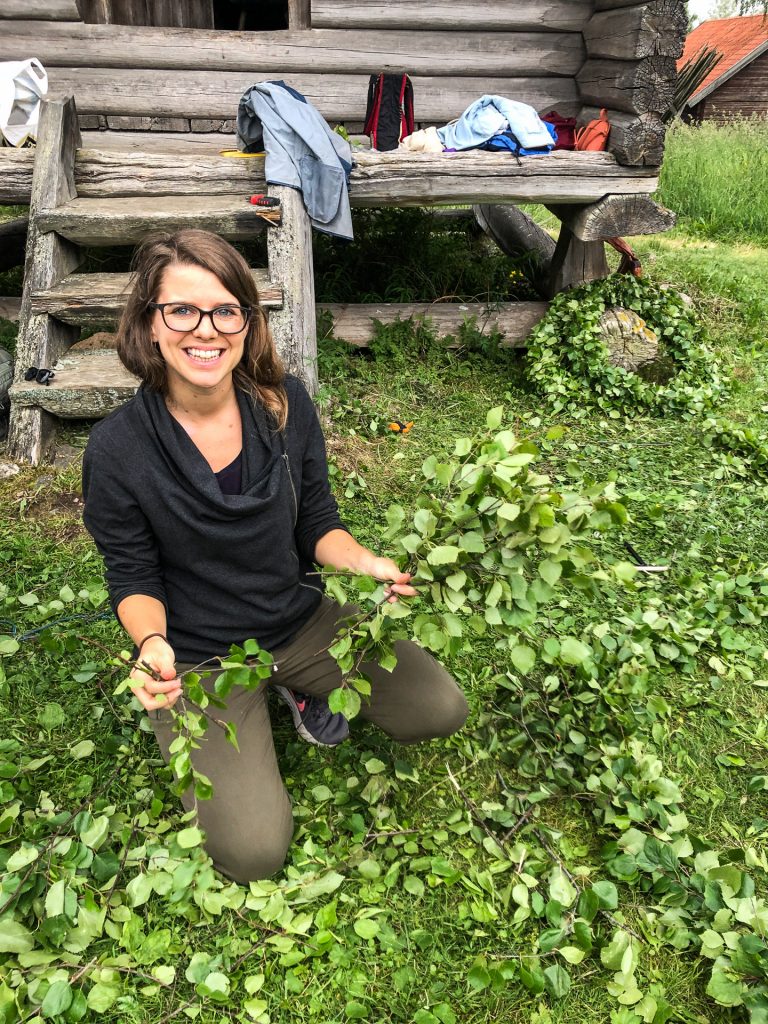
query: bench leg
266 184 318 396
547 225 609 297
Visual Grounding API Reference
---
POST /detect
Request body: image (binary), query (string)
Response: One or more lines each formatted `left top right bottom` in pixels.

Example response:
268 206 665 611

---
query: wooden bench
0 0 687 463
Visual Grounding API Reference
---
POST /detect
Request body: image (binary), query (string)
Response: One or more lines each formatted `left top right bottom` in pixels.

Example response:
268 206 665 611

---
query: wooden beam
0 151 35 205
266 186 317 395
8 97 82 465
577 57 676 115
473 205 554 299
584 1 687 61
322 302 549 346
547 227 609 296
552 194 676 241
579 107 666 167
1 0 81 19
37 195 280 246
310 0 593 32
289 0 310 29
32 269 282 327
46 67 581 122
0 22 585 78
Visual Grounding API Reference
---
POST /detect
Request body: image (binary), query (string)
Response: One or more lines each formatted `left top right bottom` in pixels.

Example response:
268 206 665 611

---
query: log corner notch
577 0 687 167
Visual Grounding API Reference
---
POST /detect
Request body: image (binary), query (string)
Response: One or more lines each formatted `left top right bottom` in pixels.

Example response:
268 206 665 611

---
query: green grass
657 117 768 245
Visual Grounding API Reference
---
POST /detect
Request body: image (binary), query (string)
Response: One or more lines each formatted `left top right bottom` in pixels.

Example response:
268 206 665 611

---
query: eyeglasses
149 302 252 335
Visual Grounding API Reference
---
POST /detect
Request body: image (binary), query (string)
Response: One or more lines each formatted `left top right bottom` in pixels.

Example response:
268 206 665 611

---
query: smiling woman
80 229 468 883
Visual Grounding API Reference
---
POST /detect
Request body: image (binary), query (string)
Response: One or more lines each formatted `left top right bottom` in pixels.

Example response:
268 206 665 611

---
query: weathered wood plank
547 227 609 296
32 270 282 326
46 68 581 122
289 0 311 29
322 302 548 346
267 186 317 395
37 195 280 246
8 97 82 465
554 194 676 241
0 22 585 78
72 149 657 206
10 350 140 419
577 57 677 115
311 0 593 32
584 1 687 61
579 107 666 167
1 0 81 19
0 150 35 204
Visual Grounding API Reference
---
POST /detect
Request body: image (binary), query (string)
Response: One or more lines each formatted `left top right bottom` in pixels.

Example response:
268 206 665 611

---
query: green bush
658 117 768 244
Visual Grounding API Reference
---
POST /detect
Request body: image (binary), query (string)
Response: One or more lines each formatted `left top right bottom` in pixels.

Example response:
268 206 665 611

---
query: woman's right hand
129 637 183 711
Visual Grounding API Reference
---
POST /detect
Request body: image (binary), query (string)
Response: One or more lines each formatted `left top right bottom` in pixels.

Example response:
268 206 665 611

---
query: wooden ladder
7 96 317 465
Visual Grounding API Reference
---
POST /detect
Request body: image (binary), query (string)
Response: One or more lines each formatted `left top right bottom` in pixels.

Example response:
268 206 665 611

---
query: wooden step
9 301 546 420
36 195 281 246
32 270 282 327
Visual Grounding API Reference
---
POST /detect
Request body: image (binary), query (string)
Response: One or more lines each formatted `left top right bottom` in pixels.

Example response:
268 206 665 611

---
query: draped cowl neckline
134 385 287 521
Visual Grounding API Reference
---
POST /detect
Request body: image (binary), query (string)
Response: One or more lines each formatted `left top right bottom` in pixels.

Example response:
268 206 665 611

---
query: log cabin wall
693 51 768 121
0 0 684 163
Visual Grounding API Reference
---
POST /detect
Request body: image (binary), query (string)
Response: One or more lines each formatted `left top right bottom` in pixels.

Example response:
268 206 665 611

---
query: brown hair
117 229 287 428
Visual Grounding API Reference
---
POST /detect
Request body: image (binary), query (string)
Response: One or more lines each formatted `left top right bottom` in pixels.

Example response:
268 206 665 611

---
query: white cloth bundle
0 59 48 146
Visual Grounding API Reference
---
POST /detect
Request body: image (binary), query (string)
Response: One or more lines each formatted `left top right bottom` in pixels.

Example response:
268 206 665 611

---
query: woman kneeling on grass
82 229 468 883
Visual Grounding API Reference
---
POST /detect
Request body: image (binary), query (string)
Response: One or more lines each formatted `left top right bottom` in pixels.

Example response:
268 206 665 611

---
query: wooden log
0 150 35 205
578 107 666 167
321 302 549 346
577 57 677 116
46 68 580 122
73 148 658 206
8 97 82 466
1 0 81 19
0 22 586 78
0 216 29 271
584 1 687 61
32 270 282 327
547 225 609 296
37 195 280 246
266 185 317 395
554 194 676 241
310 0 593 32
473 205 554 300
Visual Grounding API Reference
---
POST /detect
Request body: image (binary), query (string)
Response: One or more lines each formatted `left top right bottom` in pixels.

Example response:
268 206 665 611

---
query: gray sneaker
274 687 350 747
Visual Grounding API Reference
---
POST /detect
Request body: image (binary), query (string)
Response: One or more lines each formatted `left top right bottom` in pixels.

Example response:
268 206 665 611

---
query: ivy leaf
177 826 204 849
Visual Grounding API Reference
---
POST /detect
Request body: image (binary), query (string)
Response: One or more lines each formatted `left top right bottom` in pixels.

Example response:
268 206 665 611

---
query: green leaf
177 826 204 849
486 406 504 430
86 981 120 1013
498 503 521 522
592 880 619 910
152 965 175 986
549 867 577 908
198 971 230 1002
520 965 545 995
294 870 344 903
0 637 19 655
42 980 73 1018
243 997 269 1020
344 1001 368 1020
427 546 460 566
404 875 425 898
543 964 571 1000
364 758 386 775
37 702 66 730
706 969 745 1007
70 740 95 759
539 559 562 586
467 963 491 991
0 920 34 953
353 918 380 940
559 637 592 666
6 844 40 872
328 687 361 720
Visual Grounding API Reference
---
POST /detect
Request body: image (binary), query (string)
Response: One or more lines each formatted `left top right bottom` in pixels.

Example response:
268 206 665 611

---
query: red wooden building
681 14 768 121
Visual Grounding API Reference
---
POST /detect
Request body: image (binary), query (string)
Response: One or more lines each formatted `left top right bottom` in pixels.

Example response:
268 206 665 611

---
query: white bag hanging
0 59 48 147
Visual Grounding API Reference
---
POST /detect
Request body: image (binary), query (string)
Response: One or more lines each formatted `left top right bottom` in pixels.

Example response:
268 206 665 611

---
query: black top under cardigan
82 375 348 662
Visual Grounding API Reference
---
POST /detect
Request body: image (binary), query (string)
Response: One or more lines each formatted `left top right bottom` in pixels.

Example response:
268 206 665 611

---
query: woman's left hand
366 555 418 602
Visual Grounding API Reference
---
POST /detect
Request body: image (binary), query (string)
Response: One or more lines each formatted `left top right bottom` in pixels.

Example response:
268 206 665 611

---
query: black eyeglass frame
148 302 253 335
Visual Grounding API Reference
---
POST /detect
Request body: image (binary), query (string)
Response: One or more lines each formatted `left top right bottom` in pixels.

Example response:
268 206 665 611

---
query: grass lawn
1 125 768 1022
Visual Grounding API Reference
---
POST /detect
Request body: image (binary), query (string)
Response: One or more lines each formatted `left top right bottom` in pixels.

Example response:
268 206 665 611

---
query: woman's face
151 263 250 398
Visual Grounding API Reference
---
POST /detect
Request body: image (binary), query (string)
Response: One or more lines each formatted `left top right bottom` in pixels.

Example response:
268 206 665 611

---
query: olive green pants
150 597 468 883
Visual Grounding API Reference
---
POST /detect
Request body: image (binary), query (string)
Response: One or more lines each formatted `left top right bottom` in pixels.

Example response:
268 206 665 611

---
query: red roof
679 14 768 106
